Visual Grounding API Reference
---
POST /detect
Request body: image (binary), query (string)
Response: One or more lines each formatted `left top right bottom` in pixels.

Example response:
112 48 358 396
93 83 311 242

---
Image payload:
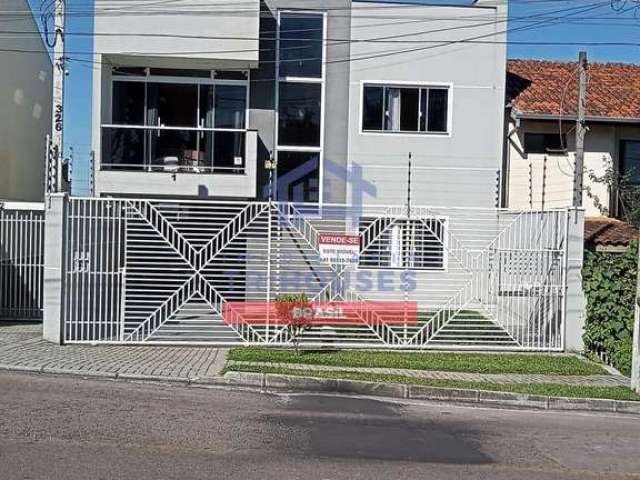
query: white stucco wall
0 0 51 202
347 0 507 208
93 0 259 66
507 119 640 216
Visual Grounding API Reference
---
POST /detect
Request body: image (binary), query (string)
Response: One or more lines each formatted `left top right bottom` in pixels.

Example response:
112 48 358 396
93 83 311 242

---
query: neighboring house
504 59 640 216
0 0 52 202
92 0 507 207
585 217 639 252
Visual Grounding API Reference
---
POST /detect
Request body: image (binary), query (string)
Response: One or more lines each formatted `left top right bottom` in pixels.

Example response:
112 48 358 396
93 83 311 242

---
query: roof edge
512 111 640 125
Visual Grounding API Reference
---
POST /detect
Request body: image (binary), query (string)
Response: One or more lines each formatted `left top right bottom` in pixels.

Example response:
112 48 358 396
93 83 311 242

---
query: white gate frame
47 195 584 351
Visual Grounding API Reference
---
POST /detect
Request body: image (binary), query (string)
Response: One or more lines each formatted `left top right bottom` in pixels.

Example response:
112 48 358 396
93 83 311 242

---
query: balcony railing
101 126 249 174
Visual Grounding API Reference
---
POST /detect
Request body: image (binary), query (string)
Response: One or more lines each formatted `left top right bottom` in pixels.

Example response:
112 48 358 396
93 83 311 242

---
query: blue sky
29 0 640 194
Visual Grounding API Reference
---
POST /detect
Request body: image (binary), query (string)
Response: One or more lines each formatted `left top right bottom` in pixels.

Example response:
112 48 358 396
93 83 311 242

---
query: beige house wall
506 118 640 216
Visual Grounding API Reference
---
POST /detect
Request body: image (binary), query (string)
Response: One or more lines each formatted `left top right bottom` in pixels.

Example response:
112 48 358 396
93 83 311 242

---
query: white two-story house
92 0 507 207
47 0 583 351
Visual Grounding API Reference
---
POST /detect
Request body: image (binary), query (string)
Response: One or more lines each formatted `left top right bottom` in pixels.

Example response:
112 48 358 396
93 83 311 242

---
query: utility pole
633 243 640 393
573 51 587 208
50 0 66 193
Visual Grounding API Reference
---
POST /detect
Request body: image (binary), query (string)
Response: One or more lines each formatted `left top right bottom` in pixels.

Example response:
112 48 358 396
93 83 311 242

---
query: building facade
92 0 507 207
36 0 587 351
505 59 640 217
0 0 52 202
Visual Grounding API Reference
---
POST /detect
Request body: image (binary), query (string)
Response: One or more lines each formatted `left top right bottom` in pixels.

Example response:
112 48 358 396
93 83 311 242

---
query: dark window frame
523 132 567 155
275 10 326 205
361 83 451 135
103 71 249 173
276 151 320 203
620 140 640 185
277 12 324 79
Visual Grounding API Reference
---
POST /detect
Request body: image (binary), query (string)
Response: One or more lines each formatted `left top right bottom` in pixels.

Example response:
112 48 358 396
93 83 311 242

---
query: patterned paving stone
0 323 227 379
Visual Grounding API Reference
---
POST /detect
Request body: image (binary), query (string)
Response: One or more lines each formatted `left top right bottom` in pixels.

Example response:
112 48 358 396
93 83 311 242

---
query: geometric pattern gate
63 198 568 351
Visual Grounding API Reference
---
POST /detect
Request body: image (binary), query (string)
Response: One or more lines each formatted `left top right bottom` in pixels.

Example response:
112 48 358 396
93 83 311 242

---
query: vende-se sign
319 234 360 264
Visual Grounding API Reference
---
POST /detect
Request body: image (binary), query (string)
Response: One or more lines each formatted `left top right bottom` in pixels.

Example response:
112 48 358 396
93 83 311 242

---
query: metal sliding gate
62 197 570 350
0 202 45 321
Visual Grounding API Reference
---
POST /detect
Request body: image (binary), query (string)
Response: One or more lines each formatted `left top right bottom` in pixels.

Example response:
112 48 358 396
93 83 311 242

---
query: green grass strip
227 348 608 376
226 364 640 402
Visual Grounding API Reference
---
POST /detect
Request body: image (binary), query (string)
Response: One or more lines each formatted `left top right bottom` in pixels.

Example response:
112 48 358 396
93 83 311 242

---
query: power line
0 0 617 58
0 0 611 19
0 0 621 81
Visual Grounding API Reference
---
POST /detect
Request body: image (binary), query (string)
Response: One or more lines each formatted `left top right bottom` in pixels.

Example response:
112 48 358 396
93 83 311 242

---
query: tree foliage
587 161 640 227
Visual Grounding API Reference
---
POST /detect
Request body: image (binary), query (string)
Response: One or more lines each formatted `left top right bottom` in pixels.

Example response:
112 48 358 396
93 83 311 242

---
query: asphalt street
0 371 638 480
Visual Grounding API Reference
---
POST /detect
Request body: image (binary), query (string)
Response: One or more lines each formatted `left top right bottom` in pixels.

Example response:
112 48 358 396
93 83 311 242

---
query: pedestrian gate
62 198 570 350
0 202 45 321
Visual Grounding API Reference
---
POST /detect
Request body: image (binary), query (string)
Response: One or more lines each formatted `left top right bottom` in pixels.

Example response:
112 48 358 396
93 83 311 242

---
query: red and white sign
223 301 418 326
318 234 360 264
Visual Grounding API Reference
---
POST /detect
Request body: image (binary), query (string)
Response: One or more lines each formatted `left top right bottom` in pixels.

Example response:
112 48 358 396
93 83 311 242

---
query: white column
564 208 586 352
43 193 68 343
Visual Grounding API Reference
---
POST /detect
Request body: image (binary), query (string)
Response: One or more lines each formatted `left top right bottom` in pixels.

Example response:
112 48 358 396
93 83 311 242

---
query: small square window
524 133 566 154
278 82 322 147
359 218 446 270
276 151 320 203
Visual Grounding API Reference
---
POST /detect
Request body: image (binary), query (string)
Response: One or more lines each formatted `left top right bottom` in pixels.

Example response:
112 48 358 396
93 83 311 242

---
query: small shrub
275 293 312 352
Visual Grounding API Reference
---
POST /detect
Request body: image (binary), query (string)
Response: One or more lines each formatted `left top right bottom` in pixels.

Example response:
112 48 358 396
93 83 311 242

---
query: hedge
582 241 637 376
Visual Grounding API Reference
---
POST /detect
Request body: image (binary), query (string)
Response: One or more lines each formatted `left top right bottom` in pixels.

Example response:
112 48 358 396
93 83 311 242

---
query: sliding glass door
103 71 248 174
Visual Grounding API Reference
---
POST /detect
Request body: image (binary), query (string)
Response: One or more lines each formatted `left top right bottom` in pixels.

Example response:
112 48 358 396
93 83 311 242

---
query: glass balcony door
103 74 248 174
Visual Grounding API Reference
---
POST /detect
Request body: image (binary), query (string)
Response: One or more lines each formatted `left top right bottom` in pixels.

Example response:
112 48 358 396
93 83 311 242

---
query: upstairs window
362 84 449 134
104 70 248 173
278 82 322 147
359 218 447 270
278 12 323 79
276 11 325 205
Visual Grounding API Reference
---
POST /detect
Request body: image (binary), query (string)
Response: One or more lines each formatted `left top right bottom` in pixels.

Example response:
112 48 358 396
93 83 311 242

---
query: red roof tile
584 217 639 247
507 59 640 121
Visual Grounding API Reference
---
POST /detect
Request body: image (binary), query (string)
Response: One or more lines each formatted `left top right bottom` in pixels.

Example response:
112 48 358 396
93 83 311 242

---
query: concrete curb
2 363 639 416
223 371 640 416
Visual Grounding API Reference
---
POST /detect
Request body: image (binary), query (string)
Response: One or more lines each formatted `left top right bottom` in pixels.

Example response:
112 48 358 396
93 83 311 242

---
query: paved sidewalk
0 323 226 381
227 360 631 387
0 323 630 388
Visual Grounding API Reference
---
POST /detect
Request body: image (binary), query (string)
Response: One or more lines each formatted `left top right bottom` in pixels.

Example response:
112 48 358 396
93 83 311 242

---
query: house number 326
54 104 63 132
